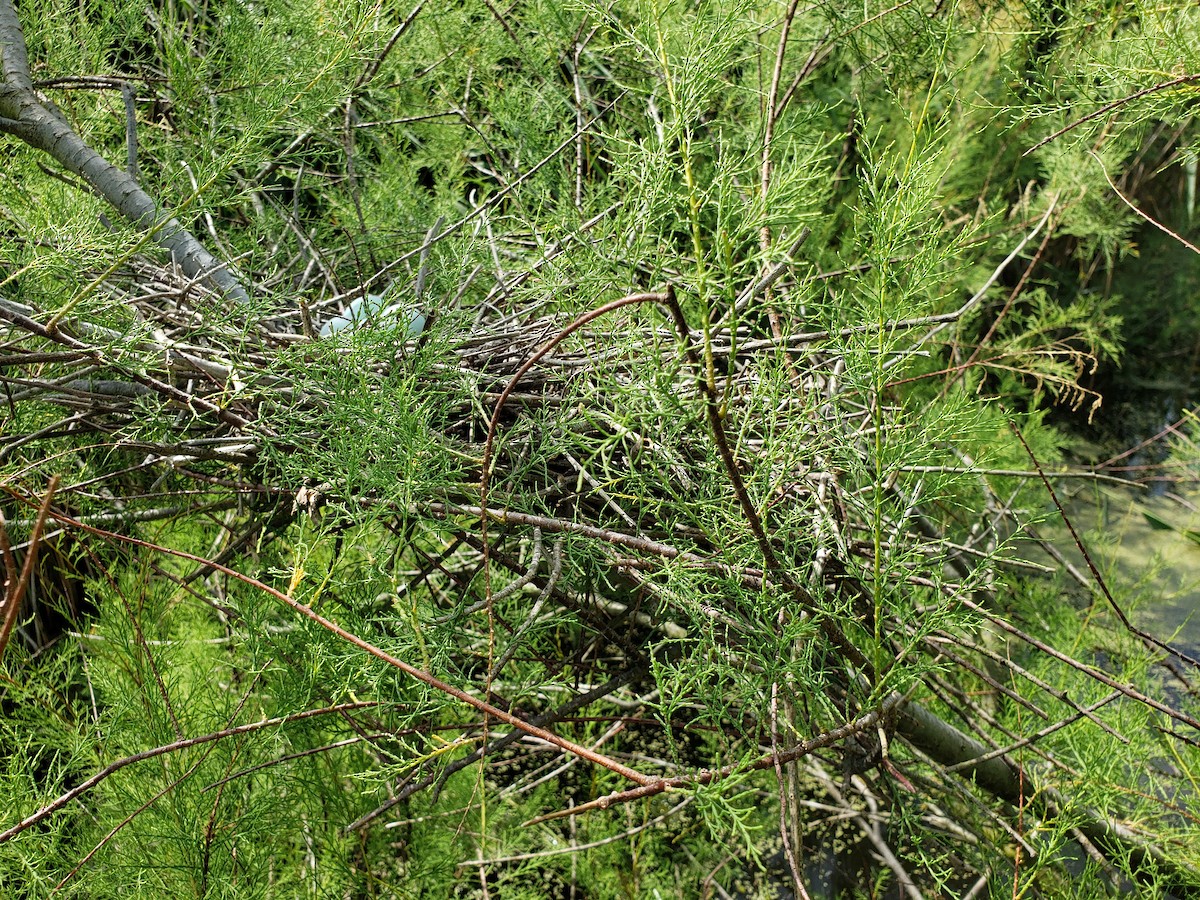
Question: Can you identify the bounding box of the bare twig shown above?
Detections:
[0,701,381,844]
[1024,74,1200,156]
[1011,419,1200,671]
[1092,150,1200,255]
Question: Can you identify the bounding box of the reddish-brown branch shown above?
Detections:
[525,702,893,825]
[13,502,655,792]
[0,476,58,662]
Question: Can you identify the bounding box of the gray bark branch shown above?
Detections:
[0,0,249,305]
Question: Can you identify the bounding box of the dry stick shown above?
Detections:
[916,203,1057,348]
[920,672,1067,778]
[0,301,255,431]
[772,28,833,130]
[498,722,627,804]
[563,450,638,528]
[1010,419,1200,671]
[53,754,209,894]
[783,47,844,139]
[442,527,544,622]
[570,34,593,212]
[479,203,619,312]
[895,465,1130,484]
[480,291,670,545]
[0,700,380,845]
[486,535,563,682]
[357,2,425,90]
[0,476,57,661]
[0,515,17,653]
[774,0,918,121]
[1024,73,1200,157]
[202,736,371,792]
[88,538,186,740]
[923,642,1050,721]
[19,506,655,789]
[727,227,812,320]
[1092,416,1192,472]
[425,503,712,566]
[476,291,671,795]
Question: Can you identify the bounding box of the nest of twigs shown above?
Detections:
[1,236,1198,897]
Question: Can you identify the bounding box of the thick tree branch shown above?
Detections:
[0,0,249,305]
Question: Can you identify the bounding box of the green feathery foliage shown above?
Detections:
[1,0,1199,897]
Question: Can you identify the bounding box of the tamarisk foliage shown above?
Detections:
[0,0,1198,896]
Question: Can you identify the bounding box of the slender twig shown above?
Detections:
[0,701,381,844]
[1011,419,1200,671]
[664,286,873,673]
[1092,150,1200,255]
[960,595,1200,733]
[487,535,563,681]
[917,202,1058,346]
[479,288,870,672]
[927,631,1128,742]
[944,194,1060,393]
[19,503,656,789]
[53,753,209,893]
[356,2,425,90]
[480,292,670,548]
[52,668,270,893]
[945,691,1121,774]
[1024,74,1200,156]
